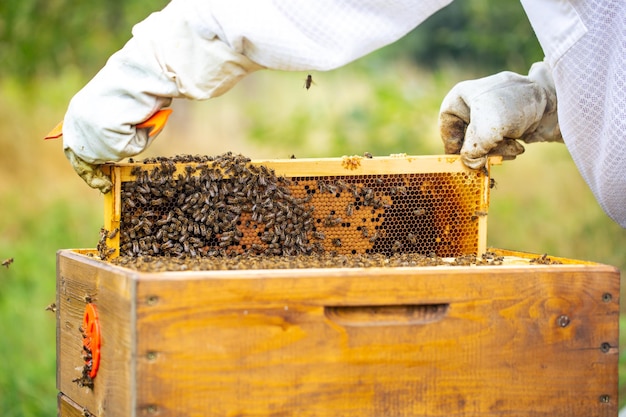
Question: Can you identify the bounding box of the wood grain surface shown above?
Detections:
[57,249,619,417]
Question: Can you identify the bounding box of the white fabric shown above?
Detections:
[522,0,626,227]
[188,0,452,71]
[63,0,452,164]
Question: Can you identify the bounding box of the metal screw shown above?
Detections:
[146,351,157,361]
[146,404,158,414]
[556,315,570,328]
[146,296,159,306]
[600,342,611,353]
[602,293,612,303]
[599,394,610,404]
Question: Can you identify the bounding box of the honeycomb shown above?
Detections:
[101,153,493,260]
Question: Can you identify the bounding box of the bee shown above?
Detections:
[45,302,57,313]
[82,294,96,304]
[471,210,488,221]
[2,258,14,268]
[407,233,417,245]
[490,178,497,189]
[324,215,342,227]
[136,194,147,205]
[413,208,426,217]
[332,238,342,247]
[312,231,326,240]
[364,152,373,159]
[303,74,315,90]
[345,203,354,217]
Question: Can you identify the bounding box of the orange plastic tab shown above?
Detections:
[136,108,173,137]
[43,108,171,141]
[44,120,64,140]
[82,303,101,379]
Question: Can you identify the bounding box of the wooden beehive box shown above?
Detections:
[57,248,619,417]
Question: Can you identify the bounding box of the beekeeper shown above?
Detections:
[61,0,626,228]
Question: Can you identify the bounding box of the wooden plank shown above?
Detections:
[57,250,136,417]
[58,393,94,417]
[131,262,619,417]
[104,155,502,182]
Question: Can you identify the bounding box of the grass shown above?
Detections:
[0,59,625,415]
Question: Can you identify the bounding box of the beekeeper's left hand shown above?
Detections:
[439,61,563,169]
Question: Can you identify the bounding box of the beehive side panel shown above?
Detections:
[132,265,619,417]
[57,250,135,417]
[58,393,88,417]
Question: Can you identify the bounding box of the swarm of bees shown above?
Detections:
[111,251,509,273]
[118,153,317,258]
[72,325,95,389]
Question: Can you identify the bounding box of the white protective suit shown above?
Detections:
[63,0,626,227]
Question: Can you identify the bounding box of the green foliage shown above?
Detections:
[0,0,168,80]
[379,0,544,74]
[0,194,101,417]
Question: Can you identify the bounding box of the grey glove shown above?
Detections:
[64,148,113,193]
[439,61,563,169]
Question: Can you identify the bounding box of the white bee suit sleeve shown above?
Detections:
[63,0,453,165]
[521,0,626,227]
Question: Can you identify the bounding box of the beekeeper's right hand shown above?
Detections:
[62,0,264,170]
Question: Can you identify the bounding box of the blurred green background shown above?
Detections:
[1,0,625,415]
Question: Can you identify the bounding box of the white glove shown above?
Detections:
[439,61,563,169]
[62,0,264,165]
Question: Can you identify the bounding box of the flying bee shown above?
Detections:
[303,74,315,90]
[2,258,14,268]
[490,178,497,189]
[364,152,373,159]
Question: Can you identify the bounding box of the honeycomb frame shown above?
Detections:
[101,154,500,260]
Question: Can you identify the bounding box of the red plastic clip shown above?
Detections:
[82,303,101,379]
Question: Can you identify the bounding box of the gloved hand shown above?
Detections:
[62,0,264,166]
[64,148,113,193]
[439,61,563,169]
